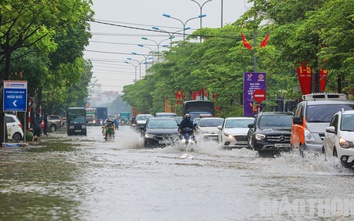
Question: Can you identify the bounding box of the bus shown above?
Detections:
[67,107,87,136]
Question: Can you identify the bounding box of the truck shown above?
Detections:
[182,100,215,121]
[95,107,108,125]
[85,107,97,125]
[119,112,131,125]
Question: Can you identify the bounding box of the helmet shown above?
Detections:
[184,113,190,119]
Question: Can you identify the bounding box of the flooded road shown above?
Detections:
[1,126,354,221]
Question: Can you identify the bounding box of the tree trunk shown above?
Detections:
[1,48,12,143]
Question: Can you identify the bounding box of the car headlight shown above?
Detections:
[339,137,354,148]
[223,132,233,139]
[145,133,154,138]
[82,125,86,129]
[69,125,74,129]
[304,129,316,143]
[255,134,266,140]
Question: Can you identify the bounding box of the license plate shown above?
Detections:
[237,141,248,144]
[158,140,169,144]
[275,143,290,148]
[75,130,81,132]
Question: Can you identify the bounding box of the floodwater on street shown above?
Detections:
[1,126,354,221]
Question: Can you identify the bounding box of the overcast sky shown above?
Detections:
[84,0,251,93]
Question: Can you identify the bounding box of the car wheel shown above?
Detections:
[12,132,22,143]
[50,124,56,132]
[144,140,151,148]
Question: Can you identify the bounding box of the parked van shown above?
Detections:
[291,93,354,156]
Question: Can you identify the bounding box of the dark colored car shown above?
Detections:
[143,117,180,148]
[247,112,293,154]
[67,107,87,136]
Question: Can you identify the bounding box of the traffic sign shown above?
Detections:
[28,97,33,107]
[253,89,266,103]
[3,80,27,112]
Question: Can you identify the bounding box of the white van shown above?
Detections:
[291,93,354,156]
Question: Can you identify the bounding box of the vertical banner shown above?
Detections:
[243,73,266,117]
[164,99,171,112]
[296,63,312,95]
[175,91,183,104]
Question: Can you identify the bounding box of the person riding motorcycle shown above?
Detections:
[178,114,196,143]
[102,118,115,140]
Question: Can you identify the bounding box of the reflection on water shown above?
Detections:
[0,126,353,221]
[0,143,85,221]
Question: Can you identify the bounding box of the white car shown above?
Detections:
[217,117,255,149]
[323,109,354,168]
[6,114,24,142]
[196,117,224,141]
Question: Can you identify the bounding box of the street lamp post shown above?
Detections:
[162,13,206,40]
[152,26,191,46]
[140,37,170,63]
[191,0,213,30]
[131,52,152,75]
[221,0,224,27]
[124,61,138,82]
[127,57,142,80]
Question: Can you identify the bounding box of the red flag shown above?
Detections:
[241,33,252,50]
[260,33,270,47]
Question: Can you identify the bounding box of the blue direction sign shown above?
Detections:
[3,81,27,112]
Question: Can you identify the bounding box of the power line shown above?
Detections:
[85,50,150,56]
[94,19,184,30]
[89,40,159,47]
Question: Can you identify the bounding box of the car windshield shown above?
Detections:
[71,116,85,123]
[147,119,178,129]
[49,115,60,120]
[156,113,176,117]
[174,117,183,124]
[136,115,151,121]
[225,119,254,128]
[199,118,224,127]
[306,104,354,122]
[259,115,293,128]
[193,118,200,125]
[341,114,354,131]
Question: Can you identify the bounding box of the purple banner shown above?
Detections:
[243,72,266,117]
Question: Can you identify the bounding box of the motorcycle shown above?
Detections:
[180,127,197,145]
[102,120,115,141]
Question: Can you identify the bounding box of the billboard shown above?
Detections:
[243,73,266,117]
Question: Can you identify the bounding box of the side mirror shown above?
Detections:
[248,123,254,128]
[293,116,303,125]
[326,126,336,134]
[217,125,222,130]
